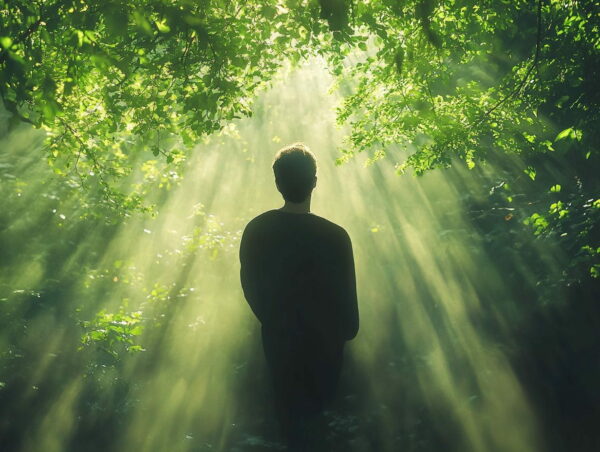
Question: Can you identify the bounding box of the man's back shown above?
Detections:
[240,209,358,344]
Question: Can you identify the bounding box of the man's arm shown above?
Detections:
[239,223,265,322]
[340,230,359,340]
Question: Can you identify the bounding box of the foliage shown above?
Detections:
[0,0,328,207]
[1,0,598,368]
[525,187,600,283]
[1,2,598,406]
[80,308,144,358]
[336,0,599,173]
[2,1,598,184]
[1,3,599,441]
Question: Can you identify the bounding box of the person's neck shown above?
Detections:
[279,197,311,214]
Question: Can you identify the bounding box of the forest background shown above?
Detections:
[0,1,598,451]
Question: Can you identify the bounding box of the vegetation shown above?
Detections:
[0,2,597,166]
[1,0,598,451]
[2,0,598,261]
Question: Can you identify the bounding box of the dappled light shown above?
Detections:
[3,57,596,452]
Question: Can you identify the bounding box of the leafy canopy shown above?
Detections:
[1,0,599,205]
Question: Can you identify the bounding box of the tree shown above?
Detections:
[2,0,598,174]
[1,0,328,208]
[1,1,599,285]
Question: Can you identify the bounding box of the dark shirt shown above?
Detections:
[240,209,359,419]
[239,209,359,344]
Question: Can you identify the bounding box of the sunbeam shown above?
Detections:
[0,58,589,452]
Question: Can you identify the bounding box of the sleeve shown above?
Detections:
[239,223,265,322]
[340,230,359,340]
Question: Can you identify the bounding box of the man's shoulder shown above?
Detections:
[303,214,351,247]
[309,214,349,238]
[244,210,278,230]
[243,210,348,239]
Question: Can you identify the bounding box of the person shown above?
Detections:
[239,142,359,448]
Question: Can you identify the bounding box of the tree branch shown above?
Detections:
[473,0,543,127]
[57,117,107,189]
[0,18,43,65]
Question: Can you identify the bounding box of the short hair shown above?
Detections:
[272,143,317,203]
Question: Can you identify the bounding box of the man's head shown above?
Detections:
[273,143,317,203]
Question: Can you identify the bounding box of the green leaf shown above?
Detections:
[90,330,105,341]
[0,36,13,49]
[524,166,536,181]
[155,19,171,33]
[555,128,573,141]
[42,100,59,122]
[261,5,277,19]
[132,10,153,35]
[128,345,145,352]
[129,326,143,336]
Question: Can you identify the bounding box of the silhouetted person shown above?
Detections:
[239,143,359,449]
